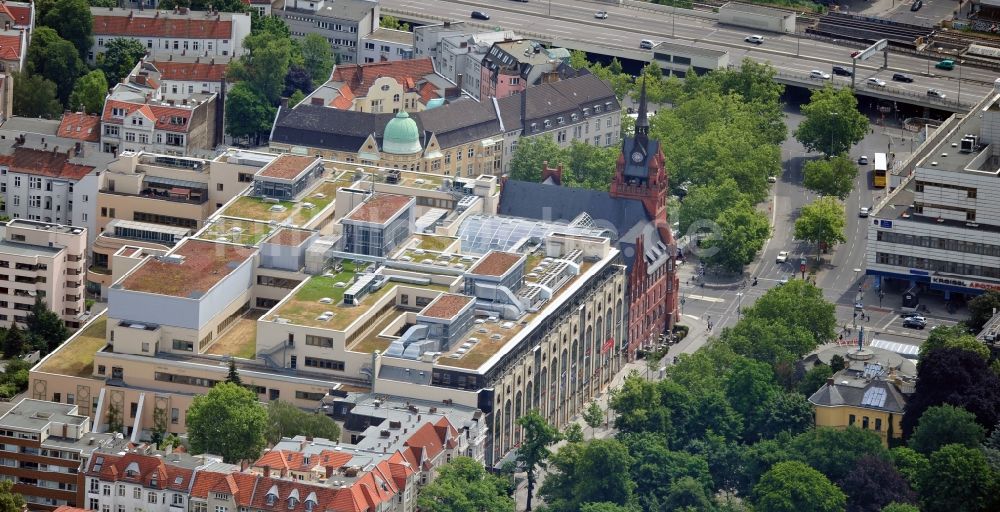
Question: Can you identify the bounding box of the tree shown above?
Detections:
[901,348,1000,438]
[266,400,340,445]
[703,201,771,272]
[803,154,859,199]
[583,402,603,437]
[229,33,293,105]
[829,354,846,373]
[41,0,94,60]
[909,404,985,454]
[151,407,169,447]
[664,476,713,511]
[2,324,24,359]
[919,444,998,512]
[752,460,846,512]
[563,422,584,443]
[26,27,84,105]
[742,279,837,347]
[186,382,268,463]
[157,0,247,12]
[563,140,619,191]
[283,65,312,98]
[795,85,869,156]
[919,325,990,360]
[97,38,146,85]
[677,178,748,236]
[0,480,25,512]
[508,135,565,183]
[881,505,920,512]
[541,439,635,511]
[300,33,334,84]
[516,410,560,511]
[379,15,410,31]
[224,83,276,145]
[579,503,636,512]
[798,363,833,396]
[416,456,513,512]
[106,403,124,434]
[888,447,928,492]
[68,69,108,114]
[838,455,917,512]
[25,298,68,354]
[967,291,1000,333]
[795,197,847,256]
[252,14,291,38]
[787,426,887,482]
[226,359,242,385]
[622,433,712,508]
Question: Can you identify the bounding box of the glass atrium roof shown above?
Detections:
[457,214,612,255]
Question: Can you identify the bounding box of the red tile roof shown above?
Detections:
[57,113,102,143]
[330,59,436,100]
[102,99,195,133]
[6,5,30,27]
[421,294,472,319]
[258,154,319,180]
[344,194,412,224]
[253,448,352,476]
[84,452,194,491]
[154,60,229,82]
[0,147,95,180]
[469,251,523,277]
[53,507,88,512]
[328,85,354,110]
[94,15,234,39]
[402,422,445,468]
[191,468,399,512]
[0,32,22,62]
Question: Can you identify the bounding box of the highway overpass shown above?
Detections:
[385,0,993,112]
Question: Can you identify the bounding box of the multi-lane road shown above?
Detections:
[386,0,996,106]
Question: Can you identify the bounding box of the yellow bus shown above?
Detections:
[873,153,887,188]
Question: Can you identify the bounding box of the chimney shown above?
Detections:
[135,74,146,85]
[310,97,323,106]
[540,162,563,185]
[826,377,835,386]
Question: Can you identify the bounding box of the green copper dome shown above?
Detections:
[382,111,422,155]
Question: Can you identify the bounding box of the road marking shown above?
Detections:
[880,316,896,330]
[685,294,725,303]
[683,314,700,321]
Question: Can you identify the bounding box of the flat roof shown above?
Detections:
[364,27,414,45]
[118,239,256,298]
[915,113,985,174]
[258,154,319,181]
[0,239,62,257]
[467,251,523,277]
[8,219,85,234]
[266,228,314,247]
[344,193,413,224]
[420,294,473,320]
[0,399,86,430]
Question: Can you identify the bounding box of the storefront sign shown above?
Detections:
[932,276,1000,292]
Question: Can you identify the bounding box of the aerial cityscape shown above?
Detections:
[0,0,994,510]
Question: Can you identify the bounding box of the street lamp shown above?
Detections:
[736,292,744,319]
[958,60,964,107]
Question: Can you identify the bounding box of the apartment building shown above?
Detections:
[867,80,1000,301]
[132,56,230,103]
[0,2,34,34]
[57,114,103,151]
[99,67,223,158]
[359,28,414,64]
[0,399,123,511]
[90,7,251,64]
[304,59,452,113]
[274,0,378,64]
[480,40,569,100]
[30,152,626,465]
[0,219,87,328]
[414,23,517,101]
[88,149,268,296]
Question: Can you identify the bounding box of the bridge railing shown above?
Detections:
[774,70,978,110]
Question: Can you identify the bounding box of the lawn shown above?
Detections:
[415,235,456,252]
[205,311,262,359]
[222,197,296,222]
[38,316,107,378]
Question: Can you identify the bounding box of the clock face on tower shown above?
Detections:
[631,151,644,164]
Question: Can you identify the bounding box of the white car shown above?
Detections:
[745,35,764,44]
[810,69,831,80]
[927,88,946,99]
[594,10,608,19]
[867,77,887,88]
[776,251,789,263]
[767,175,777,183]
[858,155,869,165]
[859,207,870,218]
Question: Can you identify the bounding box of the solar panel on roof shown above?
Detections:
[861,387,887,408]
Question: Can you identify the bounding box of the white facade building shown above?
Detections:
[359,27,413,63]
[90,7,251,63]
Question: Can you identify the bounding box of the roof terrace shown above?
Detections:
[219,178,342,226]
[118,239,256,298]
[327,162,445,191]
[35,315,107,378]
[395,248,477,271]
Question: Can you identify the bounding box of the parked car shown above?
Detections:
[776,251,789,263]
[640,39,654,49]
[767,175,777,183]
[832,65,852,77]
[936,59,955,70]
[810,69,831,80]
[859,207,870,218]
[892,73,914,83]
[854,302,865,311]
[911,0,923,11]
[927,88,946,99]
[903,316,927,329]
[858,155,869,165]
[471,10,490,20]
[594,10,608,19]
[867,77,887,88]
[745,34,764,44]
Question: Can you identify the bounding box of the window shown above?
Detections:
[304,357,345,371]
[166,133,184,147]
[862,416,870,429]
[295,390,326,401]
[874,418,882,431]
[104,485,112,496]
[215,506,228,512]
[468,148,475,158]
[141,343,149,353]
[118,484,124,496]
[171,408,179,424]
[12,176,19,187]
[365,42,375,50]
[28,177,41,189]
[11,195,17,206]
[90,499,99,510]
[848,414,856,425]
[125,132,135,142]
[148,492,157,504]
[138,134,148,144]
[133,487,141,499]
[89,480,99,493]
[305,335,333,348]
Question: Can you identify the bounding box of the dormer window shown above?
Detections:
[594,105,602,113]
[571,113,578,121]
[265,485,279,506]
[304,492,317,512]
[125,462,140,478]
[112,107,126,118]
[287,489,299,509]
[530,122,537,133]
[150,474,158,487]
[543,120,551,128]
[605,101,612,109]
[582,108,590,116]
[557,116,564,125]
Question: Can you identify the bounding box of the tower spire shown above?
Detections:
[635,78,649,137]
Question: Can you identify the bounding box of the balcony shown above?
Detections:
[65,295,80,302]
[66,269,81,276]
[64,308,79,316]
[13,276,37,284]
[14,263,38,271]
[67,255,82,263]
[66,281,81,289]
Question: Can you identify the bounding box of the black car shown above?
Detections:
[911,0,922,11]
[832,65,852,77]
[892,73,914,83]
[471,10,490,20]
